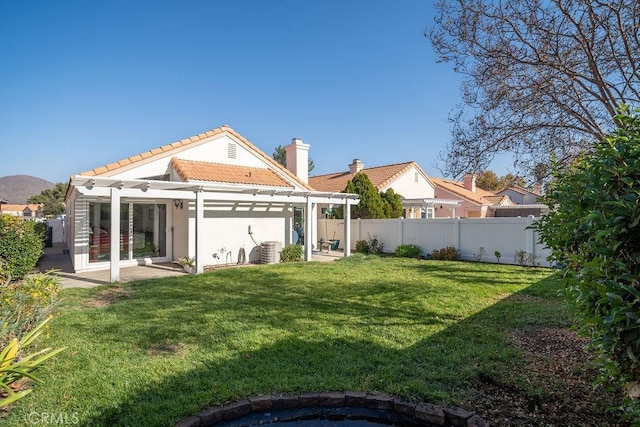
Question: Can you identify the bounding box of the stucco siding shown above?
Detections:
[380,166,435,199]
[106,134,276,181]
[188,203,294,264]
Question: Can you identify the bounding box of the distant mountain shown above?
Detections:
[0,175,55,204]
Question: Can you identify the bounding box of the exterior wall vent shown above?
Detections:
[228,142,237,159]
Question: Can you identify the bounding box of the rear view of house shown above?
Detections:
[65,126,358,281]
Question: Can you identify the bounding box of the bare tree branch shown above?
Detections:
[429,0,640,181]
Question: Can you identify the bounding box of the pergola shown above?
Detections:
[70,175,360,282]
[402,198,461,218]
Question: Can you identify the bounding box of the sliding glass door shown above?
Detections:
[131,204,167,258]
[88,202,129,262]
[88,201,166,263]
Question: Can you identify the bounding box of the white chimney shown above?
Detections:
[285,137,310,184]
[349,159,364,174]
[463,173,477,193]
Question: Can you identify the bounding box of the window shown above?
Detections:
[421,207,435,219]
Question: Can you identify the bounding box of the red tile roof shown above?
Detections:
[0,204,43,213]
[171,158,292,188]
[76,125,313,191]
[309,161,427,192]
[431,177,507,206]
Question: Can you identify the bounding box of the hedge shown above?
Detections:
[0,215,46,282]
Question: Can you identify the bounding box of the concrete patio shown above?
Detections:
[36,243,344,289]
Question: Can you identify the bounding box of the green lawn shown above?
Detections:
[3,256,578,425]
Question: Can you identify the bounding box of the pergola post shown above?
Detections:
[285,203,293,245]
[343,200,351,257]
[304,197,313,261]
[109,188,121,282]
[195,189,205,273]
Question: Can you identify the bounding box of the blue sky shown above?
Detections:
[0,1,483,184]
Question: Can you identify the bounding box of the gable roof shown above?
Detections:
[309,161,431,192]
[75,124,313,191]
[483,195,513,206]
[0,204,42,212]
[431,177,505,206]
[171,158,292,188]
[498,184,541,197]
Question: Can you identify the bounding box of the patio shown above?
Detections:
[35,243,342,288]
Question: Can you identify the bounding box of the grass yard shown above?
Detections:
[1,255,625,426]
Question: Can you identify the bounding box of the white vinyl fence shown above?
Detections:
[317,217,551,266]
[46,218,66,243]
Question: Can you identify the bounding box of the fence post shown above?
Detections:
[528,216,536,259]
[399,218,404,247]
[453,218,461,250]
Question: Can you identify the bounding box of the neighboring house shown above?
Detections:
[0,204,44,219]
[309,159,461,219]
[494,185,549,217]
[65,125,359,281]
[497,185,541,205]
[431,174,513,218]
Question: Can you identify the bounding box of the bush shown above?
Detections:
[535,106,640,419]
[0,318,66,408]
[395,244,422,258]
[280,244,303,262]
[0,215,46,282]
[355,234,383,254]
[0,272,61,348]
[431,246,460,261]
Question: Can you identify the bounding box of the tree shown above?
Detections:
[476,170,527,191]
[272,145,315,174]
[429,1,640,182]
[380,188,403,218]
[28,183,67,216]
[476,170,501,191]
[500,173,526,189]
[344,173,386,219]
[535,106,640,419]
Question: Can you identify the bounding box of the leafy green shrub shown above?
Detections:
[0,318,66,408]
[395,244,422,258]
[355,240,368,253]
[535,106,640,419]
[355,234,383,254]
[0,272,61,348]
[280,244,302,262]
[0,215,46,282]
[431,246,460,261]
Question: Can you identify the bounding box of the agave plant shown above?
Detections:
[0,318,66,407]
